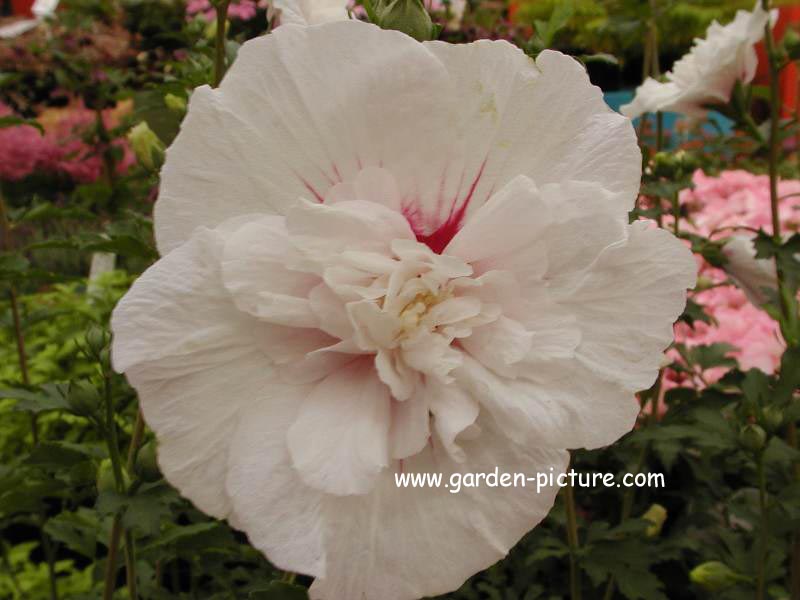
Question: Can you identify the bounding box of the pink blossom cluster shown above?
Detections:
[0,102,133,184]
[665,169,800,390]
[186,0,264,21]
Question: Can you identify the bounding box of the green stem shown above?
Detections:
[126,409,145,472]
[102,518,123,600]
[756,456,768,600]
[655,111,664,152]
[1,187,57,599]
[124,529,137,599]
[564,480,582,600]
[281,571,297,584]
[213,0,230,88]
[760,0,796,340]
[103,371,125,488]
[604,371,663,600]
[0,189,36,443]
[763,9,782,243]
[100,383,145,599]
[94,109,116,188]
[672,191,680,236]
[123,409,144,600]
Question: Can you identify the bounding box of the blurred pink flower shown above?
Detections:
[664,169,799,389]
[187,0,262,21]
[43,105,135,183]
[675,169,800,236]
[0,101,134,184]
[0,104,47,181]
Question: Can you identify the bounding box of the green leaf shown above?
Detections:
[678,297,714,327]
[96,483,178,537]
[683,233,728,268]
[44,509,100,559]
[579,52,620,66]
[775,346,800,403]
[0,253,29,278]
[686,343,738,371]
[0,384,70,413]
[26,442,101,470]
[741,368,771,407]
[249,581,309,600]
[141,522,219,552]
[17,202,95,223]
[0,115,43,134]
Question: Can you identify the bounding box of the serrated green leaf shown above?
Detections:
[0,384,70,413]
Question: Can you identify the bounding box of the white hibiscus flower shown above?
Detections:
[111,21,695,600]
[621,3,776,120]
[722,234,777,306]
[270,0,349,26]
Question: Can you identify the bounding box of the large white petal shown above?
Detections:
[457,355,640,450]
[444,175,552,276]
[111,228,273,517]
[311,417,568,599]
[272,0,348,26]
[228,397,566,599]
[287,358,391,495]
[226,384,327,577]
[156,21,455,254]
[421,43,640,235]
[221,215,321,326]
[563,221,696,392]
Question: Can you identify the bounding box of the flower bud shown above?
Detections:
[67,381,102,418]
[651,150,697,179]
[96,458,130,494]
[739,423,767,452]
[375,0,436,42]
[722,235,777,307]
[134,440,162,483]
[128,121,165,172]
[642,503,667,537]
[784,28,800,61]
[761,406,784,432]
[99,347,112,372]
[689,561,748,591]
[85,325,110,359]
[204,17,230,41]
[164,93,187,113]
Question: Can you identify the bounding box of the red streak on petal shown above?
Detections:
[301,178,324,203]
[413,160,486,254]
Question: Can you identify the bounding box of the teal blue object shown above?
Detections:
[603,89,733,146]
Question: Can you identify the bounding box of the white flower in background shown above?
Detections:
[722,234,777,306]
[32,0,60,19]
[270,0,348,26]
[0,0,60,39]
[621,3,775,120]
[111,21,695,600]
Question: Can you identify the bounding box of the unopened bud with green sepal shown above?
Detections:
[66,381,102,418]
[739,423,767,452]
[96,458,131,494]
[164,93,187,113]
[128,121,165,172]
[134,440,162,483]
[374,0,437,42]
[761,406,784,432]
[784,28,800,61]
[689,561,750,592]
[85,325,110,359]
[642,503,667,537]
